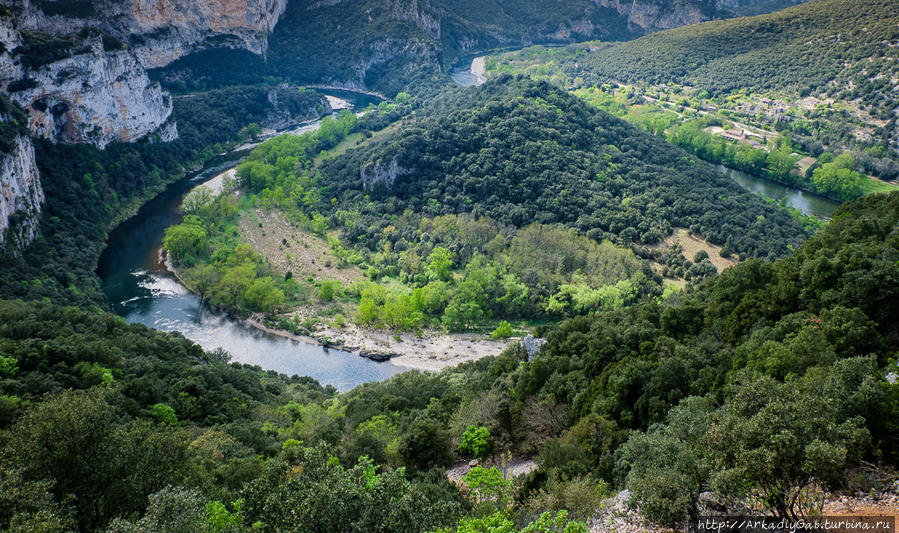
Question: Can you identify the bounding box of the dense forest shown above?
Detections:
[526,0,899,116]
[0,87,327,307]
[3,0,899,530]
[2,189,897,532]
[320,77,807,259]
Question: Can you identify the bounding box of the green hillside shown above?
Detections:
[484,0,899,184]
[541,0,898,117]
[320,76,808,259]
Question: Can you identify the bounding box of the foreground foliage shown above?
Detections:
[1,192,897,531]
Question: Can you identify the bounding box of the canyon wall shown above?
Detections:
[0,134,43,248]
[2,0,289,147]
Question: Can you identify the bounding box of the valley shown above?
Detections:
[1,0,899,532]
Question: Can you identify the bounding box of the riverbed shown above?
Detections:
[97,90,406,392]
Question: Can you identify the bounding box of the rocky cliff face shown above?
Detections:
[2,0,288,147]
[361,155,409,189]
[15,0,287,68]
[594,0,711,31]
[0,134,43,248]
[6,34,172,147]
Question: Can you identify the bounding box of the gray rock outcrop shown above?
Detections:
[2,0,288,147]
[361,154,409,189]
[7,34,172,147]
[0,134,43,248]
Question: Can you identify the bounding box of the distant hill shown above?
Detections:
[536,0,898,121]
[319,76,808,260]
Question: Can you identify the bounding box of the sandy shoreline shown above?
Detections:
[471,56,487,85]
[194,168,234,195]
[248,315,513,371]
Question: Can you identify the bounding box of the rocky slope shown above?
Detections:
[2,0,811,145]
[595,0,712,31]
[5,32,172,147]
[257,0,813,95]
[13,0,287,68]
[0,134,43,248]
[1,0,289,147]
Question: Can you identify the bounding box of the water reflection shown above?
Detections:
[721,165,840,218]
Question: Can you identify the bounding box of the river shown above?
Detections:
[450,55,486,87]
[719,166,839,218]
[97,90,405,392]
[98,81,840,392]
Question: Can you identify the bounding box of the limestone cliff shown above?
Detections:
[14,0,287,68]
[6,33,172,147]
[0,134,43,248]
[361,155,409,189]
[594,0,711,31]
[2,0,288,147]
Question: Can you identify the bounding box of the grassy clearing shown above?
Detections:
[313,121,403,168]
[859,176,899,195]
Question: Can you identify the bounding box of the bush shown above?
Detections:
[490,321,515,339]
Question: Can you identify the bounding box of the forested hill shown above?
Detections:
[320,76,808,260]
[536,0,899,120]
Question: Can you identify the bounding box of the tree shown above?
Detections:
[432,510,588,533]
[766,147,799,181]
[443,299,483,332]
[317,280,340,302]
[459,425,493,461]
[216,264,256,308]
[490,321,514,339]
[105,486,206,533]
[0,467,75,533]
[357,295,378,325]
[150,403,178,426]
[163,217,207,265]
[462,466,512,512]
[244,277,285,312]
[181,187,215,219]
[241,447,462,532]
[400,417,454,473]
[617,397,713,529]
[811,154,865,200]
[427,247,454,282]
[707,366,873,520]
[3,388,190,530]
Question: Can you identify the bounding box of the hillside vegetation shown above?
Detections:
[544,0,898,117]
[2,190,897,531]
[161,77,809,339]
[320,77,807,259]
[0,87,327,307]
[484,0,899,181]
